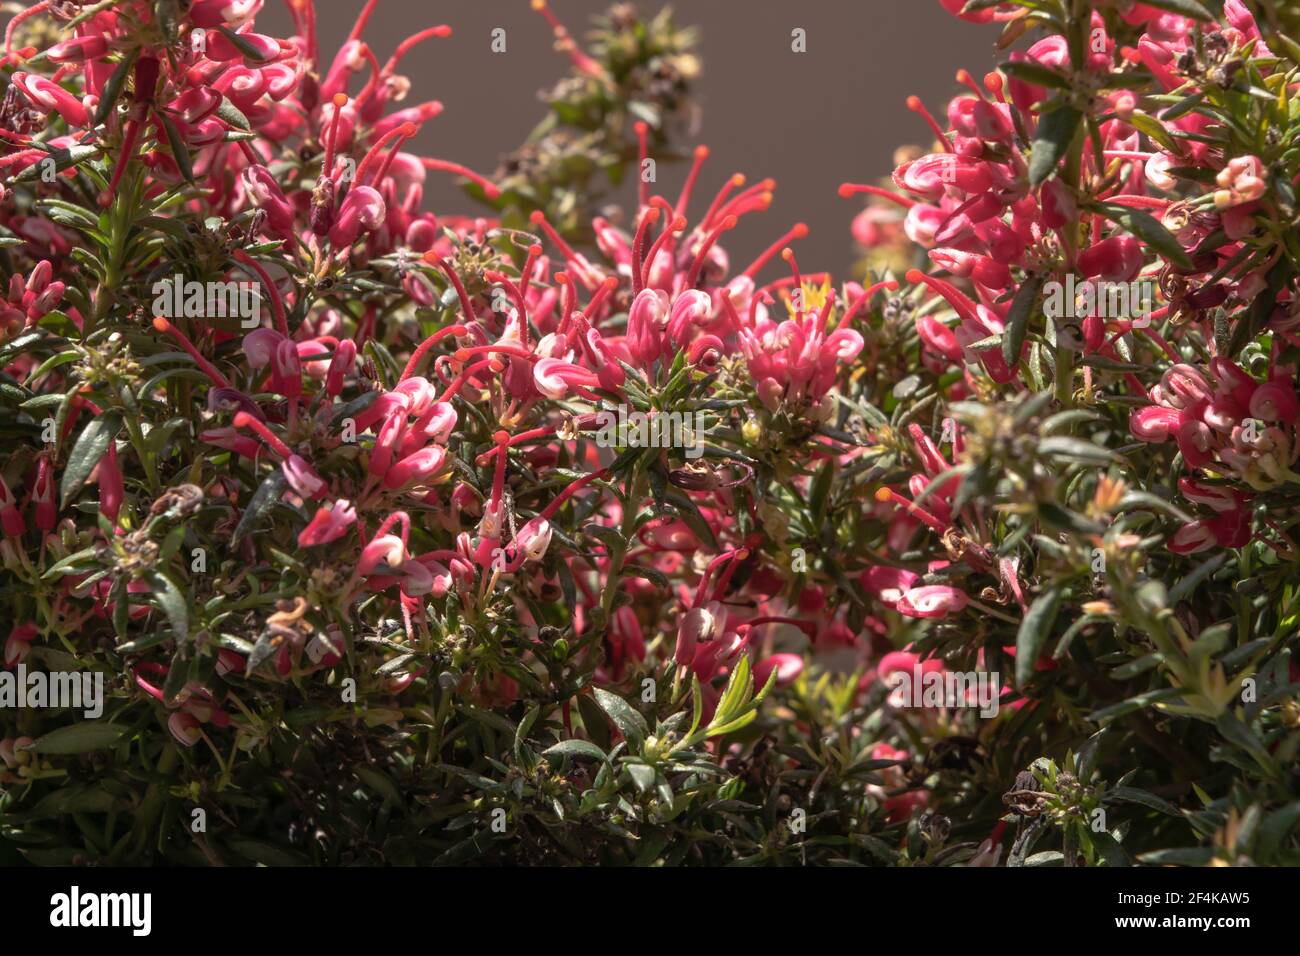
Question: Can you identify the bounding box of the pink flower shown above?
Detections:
[329,186,387,248]
[626,288,669,366]
[168,712,203,748]
[241,165,296,237]
[1215,156,1267,209]
[877,650,946,683]
[10,73,89,127]
[383,447,448,490]
[867,742,928,822]
[4,623,38,668]
[674,605,717,664]
[533,357,602,399]
[754,653,804,689]
[299,500,357,547]
[508,517,553,567]
[1078,236,1144,283]
[860,567,920,608]
[282,455,326,499]
[895,585,969,619]
[0,476,25,538]
[32,458,55,532]
[1130,406,1183,443]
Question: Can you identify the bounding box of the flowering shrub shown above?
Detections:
[0,0,1298,868]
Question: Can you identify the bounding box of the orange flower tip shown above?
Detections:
[493,430,511,445]
[884,280,900,291]
[955,69,972,84]
[644,207,661,224]
[781,248,794,261]
[731,174,746,187]
[736,547,750,560]
[151,316,171,332]
[528,210,546,225]
[483,184,502,200]
[399,122,418,137]
[760,178,776,190]
[837,183,856,198]
[633,121,648,135]
[530,0,546,9]
[672,216,687,232]
[420,249,440,264]
[905,268,925,283]
[874,487,893,503]
[453,348,471,363]
[984,71,1002,91]
[448,324,467,336]
[488,358,505,373]
[434,25,452,38]
[792,223,810,239]
[528,243,543,255]
[721,215,738,230]
[332,93,349,108]
[694,145,709,159]
[906,95,925,111]
[603,276,619,290]
[232,412,253,429]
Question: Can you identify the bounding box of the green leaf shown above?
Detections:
[576,692,612,751]
[1107,785,1182,817]
[92,51,138,128]
[542,739,609,764]
[1090,202,1193,269]
[1037,501,1105,536]
[59,412,121,508]
[1257,802,1300,863]
[1136,847,1215,866]
[712,653,755,728]
[1037,436,1116,465]
[215,97,251,132]
[231,468,287,545]
[1089,687,1184,721]
[1028,104,1080,185]
[627,762,656,793]
[144,569,190,641]
[623,563,670,590]
[215,25,275,62]
[1015,587,1062,688]
[1215,713,1272,765]
[1125,110,1181,153]
[30,722,127,755]
[13,145,101,184]
[592,687,649,747]
[157,111,194,182]
[355,768,404,808]
[1002,273,1044,369]
[998,60,1069,90]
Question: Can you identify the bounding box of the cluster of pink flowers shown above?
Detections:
[844,0,1300,559]
[1132,358,1298,551]
[0,0,883,749]
[5,0,1298,868]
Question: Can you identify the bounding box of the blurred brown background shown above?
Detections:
[274,2,1002,276]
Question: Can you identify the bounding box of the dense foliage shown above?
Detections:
[0,0,1298,867]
